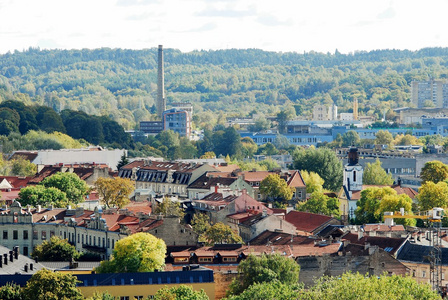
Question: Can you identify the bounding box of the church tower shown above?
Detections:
[343,147,363,192]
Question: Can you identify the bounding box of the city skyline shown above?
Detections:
[1,0,448,55]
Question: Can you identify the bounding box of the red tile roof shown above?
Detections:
[363,224,406,232]
[286,171,306,188]
[9,151,38,162]
[279,210,334,233]
[0,176,32,189]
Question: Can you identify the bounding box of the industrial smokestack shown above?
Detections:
[157,45,166,118]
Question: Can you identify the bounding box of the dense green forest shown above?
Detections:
[2,47,448,130]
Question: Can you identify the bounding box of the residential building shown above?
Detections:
[118,160,216,199]
[0,268,215,300]
[191,190,272,225]
[312,104,337,121]
[0,201,198,259]
[139,121,163,134]
[163,108,191,138]
[411,79,448,108]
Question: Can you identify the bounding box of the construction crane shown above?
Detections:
[384,207,444,292]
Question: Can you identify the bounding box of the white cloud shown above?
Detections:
[1,0,448,54]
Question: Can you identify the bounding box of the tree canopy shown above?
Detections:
[95,232,166,273]
[153,285,209,300]
[227,253,300,296]
[18,185,68,207]
[297,191,340,217]
[418,181,448,211]
[202,223,243,246]
[293,147,343,191]
[22,269,83,300]
[420,160,448,184]
[94,177,134,208]
[355,187,415,226]
[32,236,81,261]
[362,159,394,185]
[41,172,89,205]
[259,174,293,203]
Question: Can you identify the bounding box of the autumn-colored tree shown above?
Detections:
[202,223,243,246]
[355,187,415,225]
[393,134,423,146]
[200,151,216,159]
[154,285,209,300]
[41,172,89,205]
[418,181,448,211]
[32,236,81,261]
[362,159,394,185]
[95,232,166,273]
[259,174,293,203]
[374,130,394,148]
[22,269,83,300]
[420,160,448,184]
[300,170,324,193]
[94,177,134,208]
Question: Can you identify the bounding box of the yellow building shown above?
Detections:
[0,268,215,300]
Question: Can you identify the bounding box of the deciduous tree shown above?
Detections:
[191,213,211,236]
[41,172,89,205]
[300,170,324,193]
[18,185,68,207]
[297,191,340,217]
[154,197,185,218]
[202,223,243,246]
[418,181,448,211]
[0,282,23,300]
[355,187,414,225]
[95,232,166,273]
[22,269,83,300]
[32,236,81,261]
[227,253,300,296]
[374,130,394,148]
[225,281,301,300]
[94,177,134,208]
[420,160,448,184]
[153,285,209,300]
[362,159,394,185]
[259,174,293,203]
[293,147,343,191]
[302,272,439,300]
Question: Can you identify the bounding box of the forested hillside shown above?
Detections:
[2,47,448,130]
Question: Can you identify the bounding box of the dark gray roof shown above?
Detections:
[397,240,448,264]
[0,245,45,275]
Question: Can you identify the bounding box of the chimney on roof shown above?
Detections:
[36,205,41,213]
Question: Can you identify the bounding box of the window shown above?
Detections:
[422,270,426,278]
[23,247,28,256]
[134,297,144,300]
[33,231,38,240]
[23,230,28,240]
[3,231,7,239]
[13,230,18,240]
[223,257,237,262]
[199,257,212,263]
[41,231,47,240]
[50,231,55,237]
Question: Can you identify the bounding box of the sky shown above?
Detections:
[1,0,448,55]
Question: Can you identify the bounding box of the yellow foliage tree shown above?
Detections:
[95,232,166,273]
[94,177,135,208]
